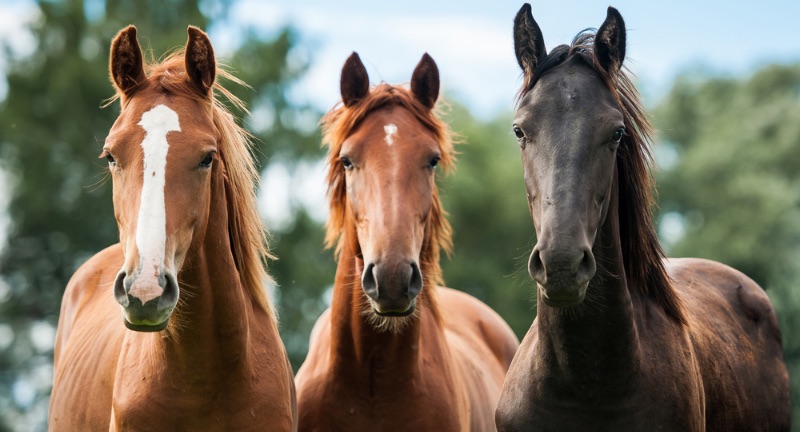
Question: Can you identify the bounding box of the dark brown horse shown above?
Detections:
[496,5,790,431]
[295,53,519,431]
[49,26,297,430]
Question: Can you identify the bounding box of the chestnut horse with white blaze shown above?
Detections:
[49,26,297,431]
[496,5,790,431]
[295,53,519,431]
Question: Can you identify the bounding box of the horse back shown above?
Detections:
[666,257,791,431]
[438,287,519,432]
[50,244,127,430]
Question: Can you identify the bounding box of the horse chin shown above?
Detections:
[375,304,416,317]
[123,318,169,332]
[362,300,418,334]
[539,284,587,308]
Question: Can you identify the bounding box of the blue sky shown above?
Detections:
[207,0,800,118]
[2,0,799,117]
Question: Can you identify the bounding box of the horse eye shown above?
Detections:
[429,156,440,168]
[102,151,116,166]
[513,126,524,139]
[340,156,354,170]
[199,151,215,168]
[611,127,626,144]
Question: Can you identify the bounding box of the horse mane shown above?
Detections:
[519,31,686,324]
[321,83,455,297]
[113,52,276,322]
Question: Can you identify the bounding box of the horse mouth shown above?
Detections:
[123,318,169,332]
[374,305,416,317]
[539,283,586,307]
[540,295,584,308]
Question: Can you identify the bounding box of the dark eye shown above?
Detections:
[340,156,353,170]
[199,151,215,168]
[429,156,440,168]
[611,127,626,144]
[101,150,116,167]
[513,126,524,139]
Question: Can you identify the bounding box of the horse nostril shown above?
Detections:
[158,273,179,309]
[362,263,378,300]
[408,262,422,298]
[576,249,596,284]
[528,248,546,285]
[114,271,129,307]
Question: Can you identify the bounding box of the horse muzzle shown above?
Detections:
[114,269,179,331]
[361,260,422,315]
[529,246,596,307]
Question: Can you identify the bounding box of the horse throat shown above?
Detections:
[329,233,438,377]
[535,175,642,387]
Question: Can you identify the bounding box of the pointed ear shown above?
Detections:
[595,7,626,72]
[514,3,546,80]
[109,25,146,96]
[185,26,216,95]
[411,53,439,109]
[340,52,369,107]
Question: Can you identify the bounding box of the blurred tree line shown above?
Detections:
[0,1,798,431]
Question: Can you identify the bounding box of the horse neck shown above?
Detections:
[329,228,447,380]
[140,164,258,371]
[535,174,642,384]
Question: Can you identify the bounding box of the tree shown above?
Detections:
[440,102,535,337]
[652,64,800,424]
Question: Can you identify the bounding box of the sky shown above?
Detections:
[2,0,799,119]
[206,0,800,118]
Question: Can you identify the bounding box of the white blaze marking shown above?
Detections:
[131,104,180,302]
[384,123,398,146]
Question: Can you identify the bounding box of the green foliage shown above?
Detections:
[222,29,333,370]
[653,64,800,426]
[439,102,536,337]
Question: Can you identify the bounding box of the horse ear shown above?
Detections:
[109,25,146,96]
[514,3,546,80]
[341,52,369,107]
[411,53,439,109]
[595,7,626,72]
[185,26,216,95]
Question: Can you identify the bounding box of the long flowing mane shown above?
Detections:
[321,83,454,292]
[519,31,685,324]
[111,53,276,321]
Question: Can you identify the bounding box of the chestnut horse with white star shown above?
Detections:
[295,53,518,431]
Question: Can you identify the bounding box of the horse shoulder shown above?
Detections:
[55,244,124,357]
[665,257,781,340]
[295,308,333,406]
[436,287,519,431]
[663,257,790,430]
[50,244,126,430]
[437,286,519,369]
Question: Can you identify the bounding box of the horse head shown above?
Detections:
[513,6,627,307]
[104,26,221,331]
[324,52,452,331]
